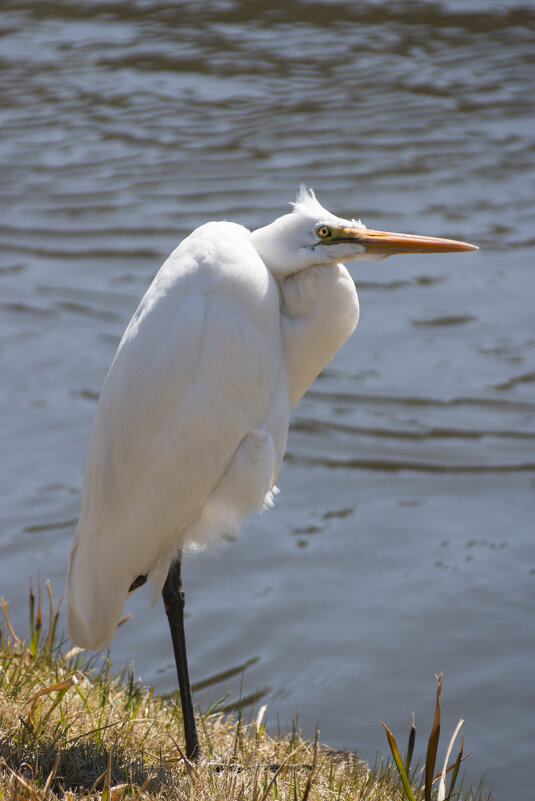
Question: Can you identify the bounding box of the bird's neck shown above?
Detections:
[279,263,359,407]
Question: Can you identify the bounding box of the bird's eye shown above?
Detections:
[317,225,332,239]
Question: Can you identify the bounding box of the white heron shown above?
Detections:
[66,186,476,760]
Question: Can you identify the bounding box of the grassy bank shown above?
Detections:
[0,582,489,800]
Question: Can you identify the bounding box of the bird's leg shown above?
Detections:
[162,555,201,762]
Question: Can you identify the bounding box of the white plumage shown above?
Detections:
[67,222,290,648]
[66,188,476,756]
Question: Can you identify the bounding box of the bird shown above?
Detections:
[66,186,477,761]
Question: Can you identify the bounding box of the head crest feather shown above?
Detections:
[290,185,331,218]
[290,185,364,229]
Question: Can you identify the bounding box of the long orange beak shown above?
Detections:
[338,225,478,254]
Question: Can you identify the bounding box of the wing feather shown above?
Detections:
[67,221,288,648]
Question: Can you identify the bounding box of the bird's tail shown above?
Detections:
[66,533,130,650]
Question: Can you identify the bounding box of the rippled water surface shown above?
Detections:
[1,2,534,798]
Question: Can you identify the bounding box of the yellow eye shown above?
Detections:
[317,225,332,239]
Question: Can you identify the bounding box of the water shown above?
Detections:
[1,1,534,797]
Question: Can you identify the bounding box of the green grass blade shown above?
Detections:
[380,721,416,801]
[446,735,464,800]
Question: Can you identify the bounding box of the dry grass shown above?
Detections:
[0,581,490,801]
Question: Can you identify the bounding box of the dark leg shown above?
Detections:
[162,555,201,762]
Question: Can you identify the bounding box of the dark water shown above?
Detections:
[1,1,534,798]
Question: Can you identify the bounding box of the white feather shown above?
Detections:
[67,221,291,648]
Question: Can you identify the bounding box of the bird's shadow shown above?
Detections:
[1,737,171,794]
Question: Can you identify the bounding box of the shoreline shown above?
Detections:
[0,583,489,800]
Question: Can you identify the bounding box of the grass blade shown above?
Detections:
[446,735,464,800]
[380,721,416,801]
[425,673,443,801]
[1,598,23,647]
[405,712,416,774]
[438,717,464,801]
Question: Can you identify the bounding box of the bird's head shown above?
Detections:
[251,186,477,278]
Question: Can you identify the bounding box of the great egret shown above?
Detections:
[66,186,476,760]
